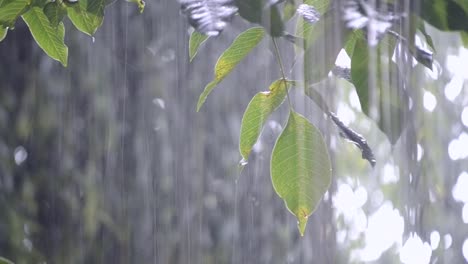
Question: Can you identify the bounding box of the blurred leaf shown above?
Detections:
[235,0,284,36]
[239,79,294,161]
[294,0,329,44]
[127,0,145,13]
[0,26,6,41]
[180,0,237,36]
[420,0,468,32]
[67,0,105,36]
[302,8,350,84]
[283,0,296,21]
[271,110,331,236]
[329,112,375,166]
[189,31,209,62]
[418,21,436,52]
[0,0,30,28]
[0,256,14,264]
[342,0,403,46]
[22,7,68,66]
[351,37,406,144]
[461,31,468,48]
[43,1,67,27]
[197,27,265,111]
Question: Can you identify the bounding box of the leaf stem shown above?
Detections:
[272,37,293,110]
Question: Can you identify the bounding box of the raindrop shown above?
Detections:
[91,36,95,43]
[14,146,27,165]
[238,158,248,167]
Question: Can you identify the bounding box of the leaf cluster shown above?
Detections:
[0,0,144,66]
[184,0,468,235]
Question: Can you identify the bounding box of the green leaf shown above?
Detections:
[461,31,468,48]
[351,37,405,144]
[0,26,7,41]
[0,0,30,27]
[127,0,145,13]
[420,0,468,32]
[189,31,209,62]
[197,27,265,111]
[22,7,68,66]
[271,110,332,236]
[0,256,14,264]
[43,1,67,27]
[239,79,294,161]
[67,0,105,36]
[235,0,284,36]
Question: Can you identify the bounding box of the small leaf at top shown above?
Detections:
[297,4,320,24]
[271,110,332,236]
[43,1,67,27]
[197,27,265,111]
[189,30,209,62]
[67,0,105,36]
[22,7,68,66]
[239,79,294,161]
[180,0,237,36]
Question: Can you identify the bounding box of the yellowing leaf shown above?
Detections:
[22,7,68,66]
[197,27,265,111]
[239,79,294,161]
[189,31,209,62]
[271,110,332,236]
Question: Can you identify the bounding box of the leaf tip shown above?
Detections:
[297,217,308,236]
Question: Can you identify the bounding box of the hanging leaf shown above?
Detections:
[0,0,30,28]
[329,112,375,166]
[22,7,68,66]
[180,0,237,36]
[271,110,332,236]
[239,79,294,161]
[351,37,406,144]
[43,1,67,27]
[197,27,265,111]
[189,30,209,62]
[235,0,284,36]
[67,0,105,36]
